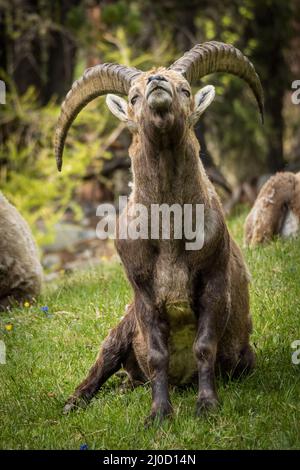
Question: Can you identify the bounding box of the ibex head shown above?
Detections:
[55,41,264,171]
[106,68,215,136]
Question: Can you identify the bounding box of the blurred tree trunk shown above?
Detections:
[0,0,80,104]
[245,0,292,172]
[0,8,6,73]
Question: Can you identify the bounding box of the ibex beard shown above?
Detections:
[55,42,263,425]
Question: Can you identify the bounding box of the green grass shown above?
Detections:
[1,209,300,449]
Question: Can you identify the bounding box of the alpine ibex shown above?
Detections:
[55,41,264,424]
[244,171,300,246]
[0,192,43,310]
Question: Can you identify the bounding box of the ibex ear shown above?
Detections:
[189,85,215,126]
[106,94,137,132]
[106,94,129,122]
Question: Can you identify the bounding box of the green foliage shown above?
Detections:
[0,84,115,246]
[0,0,297,247]
[0,13,177,249]
[96,27,176,70]
[102,0,142,36]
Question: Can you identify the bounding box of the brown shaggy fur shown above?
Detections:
[0,192,43,310]
[244,172,300,247]
[64,69,255,423]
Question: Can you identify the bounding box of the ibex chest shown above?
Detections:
[154,252,198,384]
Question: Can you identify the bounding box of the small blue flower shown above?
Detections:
[40,306,53,318]
[80,444,88,450]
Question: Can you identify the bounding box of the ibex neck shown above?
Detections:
[130,130,210,206]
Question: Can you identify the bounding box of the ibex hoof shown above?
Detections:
[63,396,87,414]
[144,404,173,428]
[63,402,76,414]
[195,396,219,417]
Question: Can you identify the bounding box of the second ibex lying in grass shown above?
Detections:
[0,192,43,311]
[244,171,300,246]
[55,41,264,424]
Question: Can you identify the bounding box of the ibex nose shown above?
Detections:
[147,74,168,84]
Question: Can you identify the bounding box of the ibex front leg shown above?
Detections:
[193,271,228,416]
[136,297,172,425]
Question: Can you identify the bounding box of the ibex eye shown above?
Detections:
[182,89,191,97]
[131,95,138,105]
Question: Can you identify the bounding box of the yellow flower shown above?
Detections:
[24,301,30,308]
[5,324,13,332]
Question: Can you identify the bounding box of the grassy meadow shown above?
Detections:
[0,208,300,449]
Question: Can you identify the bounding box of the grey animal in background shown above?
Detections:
[0,192,43,310]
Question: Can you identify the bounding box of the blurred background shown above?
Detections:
[0,0,300,276]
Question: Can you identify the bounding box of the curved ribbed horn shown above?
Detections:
[55,63,142,171]
[170,41,264,122]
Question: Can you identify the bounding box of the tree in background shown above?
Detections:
[243,0,293,172]
[0,0,82,104]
